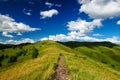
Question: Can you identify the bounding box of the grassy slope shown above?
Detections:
[0,41,60,80]
[62,42,120,79]
[0,41,120,80]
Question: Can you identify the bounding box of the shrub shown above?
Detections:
[111,64,115,68]
[0,54,4,61]
[8,56,17,63]
[0,62,2,67]
[32,47,39,59]
[101,61,107,64]
[5,55,9,58]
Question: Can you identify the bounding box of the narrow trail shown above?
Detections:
[53,55,71,80]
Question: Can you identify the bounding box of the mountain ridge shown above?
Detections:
[0,40,120,80]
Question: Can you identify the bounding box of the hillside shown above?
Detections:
[61,41,120,71]
[0,40,120,80]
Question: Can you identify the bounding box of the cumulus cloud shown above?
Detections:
[67,18,102,35]
[0,38,35,44]
[2,32,13,38]
[104,36,120,43]
[78,36,120,43]
[41,19,102,41]
[40,18,120,44]
[117,20,120,25]
[40,9,59,19]
[0,14,40,38]
[79,0,120,19]
[41,34,120,44]
[41,34,67,41]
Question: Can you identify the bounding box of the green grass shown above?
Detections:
[0,40,60,80]
[64,53,120,80]
[0,41,120,80]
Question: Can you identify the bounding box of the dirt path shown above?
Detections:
[53,55,71,80]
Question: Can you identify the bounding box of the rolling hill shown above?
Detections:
[0,40,120,80]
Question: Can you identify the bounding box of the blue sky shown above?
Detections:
[0,0,120,44]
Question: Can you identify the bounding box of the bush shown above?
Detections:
[101,61,107,64]
[111,64,115,68]
[8,56,17,63]
[0,62,2,67]
[0,54,4,61]
[32,47,39,59]
[5,55,9,58]
[16,50,27,57]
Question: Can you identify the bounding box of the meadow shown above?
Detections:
[0,40,120,80]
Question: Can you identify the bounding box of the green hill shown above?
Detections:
[0,40,120,80]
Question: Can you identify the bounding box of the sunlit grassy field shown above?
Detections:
[0,40,120,80]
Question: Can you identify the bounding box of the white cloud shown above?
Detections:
[79,0,120,19]
[40,9,59,19]
[2,32,13,38]
[41,34,120,44]
[45,2,62,8]
[78,36,120,43]
[41,18,103,42]
[105,36,120,44]
[0,38,35,44]
[40,34,74,41]
[93,33,103,36]
[40,18,120,44]
[45,2,54,8]
[117,20,120,25]
[0,14,40,38]
[23,9,32,16]
[17,32,22,36]
[67,18,102,35]
[25,12,31,16]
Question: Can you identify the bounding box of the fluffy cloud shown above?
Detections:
[0,14,40,38]
[79,36,120,43]
[117,20,120,25]
[41,19,102,41]
[41,34,67,41]
[104,36,120,43]
[79,0,120,19]
[40,18,120,44]
[0,38,35,44]
[41,34,120,44]
[2,32,13,38]
[40,9,59,19]
[67,19,102,35]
